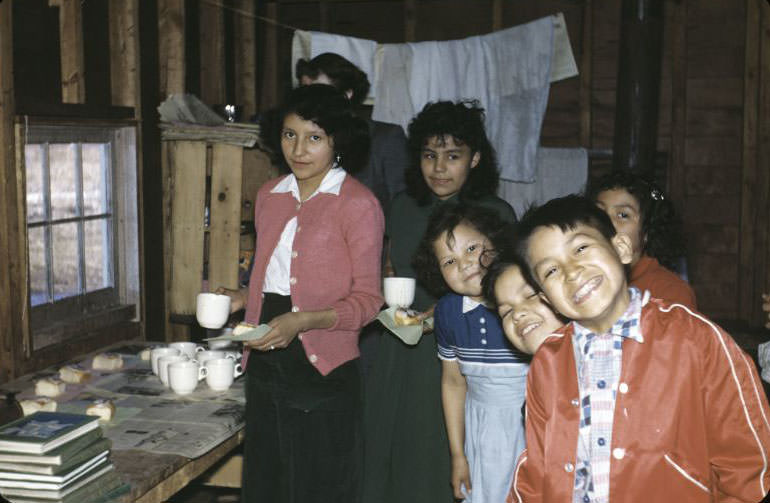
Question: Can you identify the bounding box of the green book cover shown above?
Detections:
[0,438,111,476]
[0,413,100,455]
[0,430,104,467]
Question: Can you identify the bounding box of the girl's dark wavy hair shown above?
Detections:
[405,100,500,206]
[413,203,507,298]
[586,171,686,271]
[260,84,370,174]
[295,53,371,107]
[480,225,536,307]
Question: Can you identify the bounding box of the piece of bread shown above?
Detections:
[35,377,66,397]
[233,322,257,336]
[86,399,115,422]
[394,308,421,326]
[92,352,124,371]
[19,397,57,416]
[59,364,91,384]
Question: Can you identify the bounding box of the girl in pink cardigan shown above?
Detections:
[224,85,384,503]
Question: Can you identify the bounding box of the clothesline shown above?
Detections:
[199,0,303,32]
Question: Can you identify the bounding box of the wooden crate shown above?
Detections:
[161,140,277,341]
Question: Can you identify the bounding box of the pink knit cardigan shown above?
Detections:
[243,174,385,375]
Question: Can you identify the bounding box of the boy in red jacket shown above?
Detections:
[508,195,770,503]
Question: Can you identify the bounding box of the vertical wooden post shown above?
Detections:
[158,0,186,98]
[404,0,416,42]
[579,0,593,148]
[234,0,257,120]
[200,0,225,105]
[208,144,243,291]
[761,1,770,306]
[0,1,25,379]
[491,0,503,32]
[611,0,664,174]
[166,141,207,341]
[50,0,86,103]
[740,0,768,325]
[260,2,280,109]
[109,0,140,108]
[319,0,330,32]
[667,1,687,214]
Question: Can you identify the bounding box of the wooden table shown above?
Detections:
[0,340,245,503]
[111,429,243,502]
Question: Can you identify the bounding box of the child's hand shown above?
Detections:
[763,293,770,330]
[450,454,472,500]
[419,306,435,334]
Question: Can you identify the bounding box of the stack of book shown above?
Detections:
[0,412,122,503]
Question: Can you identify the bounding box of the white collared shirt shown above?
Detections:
[262,168,346,294]
[462,296,484,314]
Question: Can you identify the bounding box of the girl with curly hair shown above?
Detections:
[587,171,696,308]
[411,204,530,503]
[364,100,515,503]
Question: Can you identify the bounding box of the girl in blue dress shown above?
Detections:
[413,203,529,503]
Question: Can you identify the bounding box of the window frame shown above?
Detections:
[21,120,141,350]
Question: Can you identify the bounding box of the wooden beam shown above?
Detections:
[165,141,207,341]
[404,0,416,42]
[739,0,761,323]
[579,0,593,147]
[208,144,243,291]
[320,0,330,32]
[260,2,279,110]
[234,0,257,120]
[158,0,186,97]
[491,0,503,32]
[108,0,140,108]
[0,0,22,382]
[762,1,770,303]
[51,0,86,103]
[200,0,225,105]
[667,0,686,217]
[13,125,30,360]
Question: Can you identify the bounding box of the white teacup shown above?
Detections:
[383,277,416,308]
[196,293,231,329]
[168,360,207,395]
[196,350,236,366]
[151,347,180,375]
[169,342,204,359]
[205,358,243,392]
[158,354,189,387]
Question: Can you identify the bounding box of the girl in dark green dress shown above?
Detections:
[363,101,515,503]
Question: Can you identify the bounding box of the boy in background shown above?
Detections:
[508,195,770,503]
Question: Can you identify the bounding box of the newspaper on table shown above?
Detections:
[8,343,246,459]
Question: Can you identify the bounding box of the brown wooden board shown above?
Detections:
[52,0,86,103]
[200,0,225,106]
[208,144,244,291]
[158,0,186,97]
[167,141,207,320]
[234,0,257,120]
[108,0,140,108]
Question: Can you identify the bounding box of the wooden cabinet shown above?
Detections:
[161,135,277,341]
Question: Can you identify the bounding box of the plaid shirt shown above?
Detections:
[571,288,644,503]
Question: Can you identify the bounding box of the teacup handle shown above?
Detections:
[198,366,208,381]
[233,363,243,378]
[226,354,237,361]
[195,346,205,353]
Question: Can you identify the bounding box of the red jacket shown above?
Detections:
[244,175,384,375]
[631,255,697,310]
[510,294,770,503]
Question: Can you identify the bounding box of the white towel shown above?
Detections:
[373,16,555,182]
[498,147,588,217]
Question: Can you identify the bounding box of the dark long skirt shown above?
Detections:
[241,293,362,503]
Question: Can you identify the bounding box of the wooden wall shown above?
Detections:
[245,0,769,326]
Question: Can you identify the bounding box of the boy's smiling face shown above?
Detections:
[526,223,633,334]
